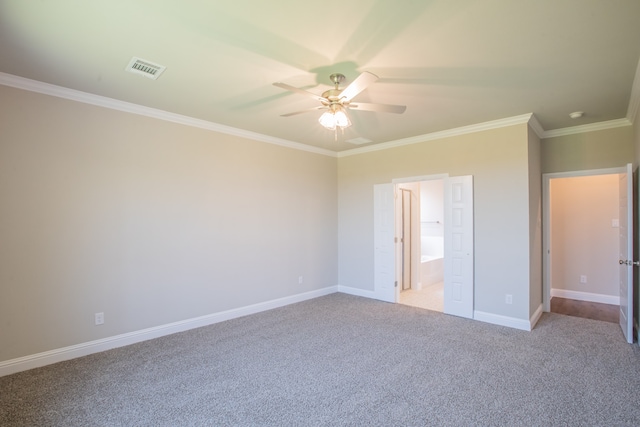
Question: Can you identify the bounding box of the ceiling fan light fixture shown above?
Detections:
[334,109,351,128]
[275,71,404,133]
[318,111,337,130]
[319,105,351,130]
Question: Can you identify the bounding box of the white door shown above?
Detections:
[619,163,633,343]
[401,189,412,290]
[444,175,474,318]
[373,183,396,302]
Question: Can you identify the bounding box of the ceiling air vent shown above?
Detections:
[125,57,166,80]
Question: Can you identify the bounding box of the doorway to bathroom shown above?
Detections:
[396,179,445,312]
[373,175,474,319]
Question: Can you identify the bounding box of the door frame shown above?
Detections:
[374,173,473,318]
[542,166,627,313]
[619,163,634,343]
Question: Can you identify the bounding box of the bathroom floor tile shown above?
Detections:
[399,282,443,312]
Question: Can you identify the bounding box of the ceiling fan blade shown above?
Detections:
[273,82,328,102]
[280,106,326,117]
[339,71,379,101]
[349,102,406,114]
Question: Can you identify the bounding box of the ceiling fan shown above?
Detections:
[273,71,406,131]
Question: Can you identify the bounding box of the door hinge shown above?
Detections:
[394,281,398,288]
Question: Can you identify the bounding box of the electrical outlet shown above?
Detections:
[580,275,587,284]
[298,276,303,285]
[95,312,104,325]
[505,294,513,304]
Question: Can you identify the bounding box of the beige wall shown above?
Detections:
[549,175,620,298]
[4,75,634,365]
[541,126,634,174]
[542,123,633,308]
[0,85,338,362]
[338,123,537,321]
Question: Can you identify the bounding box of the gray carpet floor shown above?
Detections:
[2,293,640,426]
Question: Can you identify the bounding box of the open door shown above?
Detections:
[443,175,474,318]
[373,183,396,302]
[400,188,412,291]
[619,163,634,343]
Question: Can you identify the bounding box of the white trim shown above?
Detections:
[338,113,535,157]
[0,72,337,158]
[337,285,378,299]
[530,304,544,330]
[627,58,640,124]
[473,310,533,331]
[543,166,626,180]
[542,166,627,312]
[0,286,339,377]
[3,71,634,154]
[527,114,545,139]
[542,174,551,312]
[542,118,632,139]
[337,112,632,158]
[392,174,448,184]
[3,71,636,155]
[551,289,620,306]
[341,286,538,332]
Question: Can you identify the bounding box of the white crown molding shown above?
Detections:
[527,114,545,139]
[542,118,632,139]
[627,58,640,124]
[337,111,634,157]
[3,72,633,156]
[0,72,337,158]
[338,113,535,158]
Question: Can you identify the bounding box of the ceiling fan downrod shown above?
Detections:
[329,73,346,89]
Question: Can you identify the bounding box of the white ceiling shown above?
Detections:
[1,0,640,152]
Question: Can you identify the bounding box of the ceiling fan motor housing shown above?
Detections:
[321,89,346,105]
[322,73,348,105]
[274,70,406,118]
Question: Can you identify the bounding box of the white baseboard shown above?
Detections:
[473,310,533,331]
[530,304,544,329]
[337,285,377,299]
[0,286,339,377]
[341,285,541,332]
[551,288,619,305]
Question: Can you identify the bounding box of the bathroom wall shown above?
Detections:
[419,180,444,257]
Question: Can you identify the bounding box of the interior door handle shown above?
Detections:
[619,260,640,266]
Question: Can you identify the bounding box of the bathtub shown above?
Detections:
[420,255,444,288]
